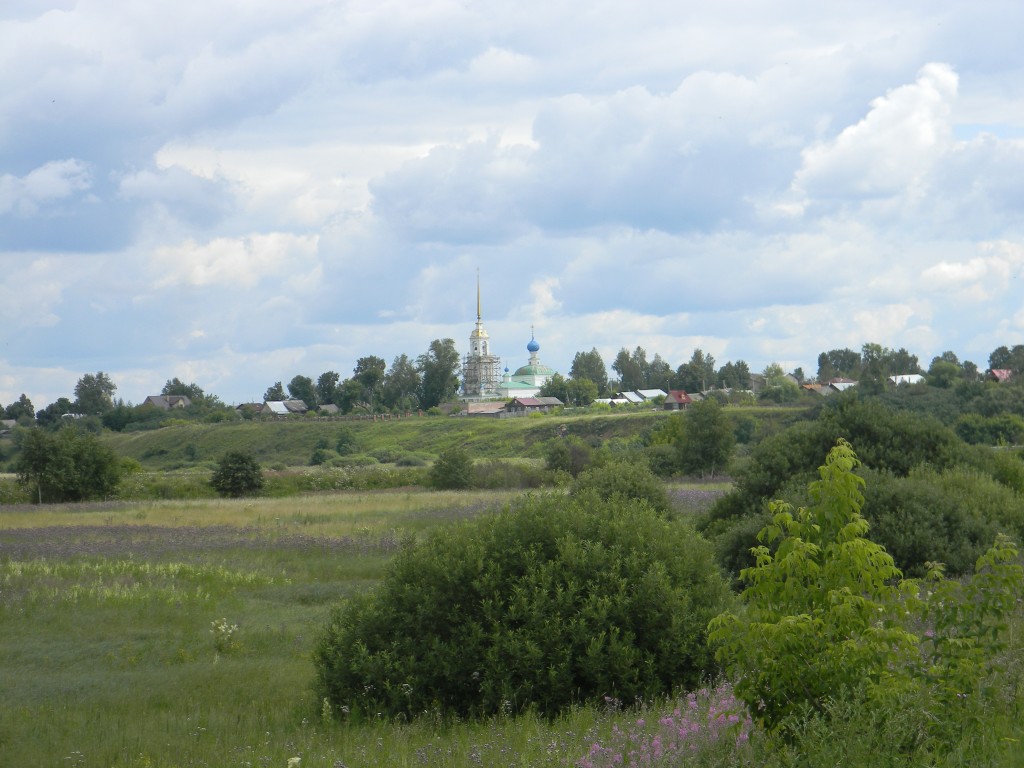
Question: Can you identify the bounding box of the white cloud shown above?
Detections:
[152,233,319,290]
[0,159,91,215]
[794,63,958,201]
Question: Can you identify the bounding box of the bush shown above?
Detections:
[335,427,358,455]
[472,459,551,489]
[210,450,264,497]
[314,492,732,719]
[710,440,1024,746]
[15,425,123,503]
[543,436,593,477]
[862,466,1024,576]
[570,462,671,515]
[429,446,474,490]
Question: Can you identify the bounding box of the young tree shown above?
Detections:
[569,348,608,395]
[15,426,123,503]
[675,349,716,393]
[210,451,264,497]
[74,372,117,415]
[677,397,734,478]
[538,372,570,403]
[429,446,474,490]
[316,371,341,405]
[353,355,387,411]
[417,338,461,409]
[263,381,286,401]
[287,375,318,407]
[565,377,598,407]
[612,346,648,391]
[4,393,34,421]
[35,397,74,428]
[162,378,205,401]
[710,441,1023,742]
[382,354,421,411]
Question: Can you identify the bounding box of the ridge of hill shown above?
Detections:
[105,407,807,471]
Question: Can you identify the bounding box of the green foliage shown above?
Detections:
[955,412,1024,444]
[334,427,358,455]
[678,398,735,478]
[862,465,1024,576]
[709,440,1024,747]
[15,426,124,503]
[210,450,264,497]
[74,371,117,415]
[544,435,593,477]
[570,461,670,515]
[314,492,732,718]
[417,338,461,410]
[429,446,474,489]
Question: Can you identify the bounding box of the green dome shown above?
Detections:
[513,363,556,378]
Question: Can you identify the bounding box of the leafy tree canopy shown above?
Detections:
[74,372,116,415]
[15,426,123,503]
[210,451,264,497]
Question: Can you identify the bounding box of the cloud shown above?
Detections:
[794,63,958,202]
[4,1,1024,409]
[152,233,319,290]
[0,159,91,216]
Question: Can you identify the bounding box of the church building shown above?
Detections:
[461,274,503,398]
[496,331,558,399]
[460,276,559,400]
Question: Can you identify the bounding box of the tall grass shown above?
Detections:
[2,488,1021,767]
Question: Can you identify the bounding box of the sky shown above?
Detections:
[2,1,1024,408]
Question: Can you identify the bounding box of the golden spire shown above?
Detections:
[476,268,481,321]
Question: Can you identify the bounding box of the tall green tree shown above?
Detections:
[35,397,74,428]
[648,353,673,391]
[353,356,387,411]
[677,397,734,478]
[816,347,861,382]
[15,426,123,503]
[210,450,264,498]
[74,372,116,415]
[4,393,34,421]
[716,359,751,389]
[263,381,286,401]
[162,378,205,401]
[569,348,608,395]
[538,373,570,403]
[316,371,341,405]
[675,349,716,393]
[417,338,461,409]
[287,375,318,407]
[612,346,649,391]
[382,354,421,411]
[565,377,598,407]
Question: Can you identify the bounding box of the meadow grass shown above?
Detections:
[3,485,1022,767]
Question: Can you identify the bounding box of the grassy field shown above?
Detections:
[1,486,740,768]
[4,481,1022,767]
[99,406,809,472]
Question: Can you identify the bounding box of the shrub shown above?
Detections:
[862,466,1024,576]
[335,427,358,455]
[472,459,551,490]
[15,425,123,503]
[709,440,1024,748]
[210,450,264,497]
[570,462,671,515]
[428,446,474,490]
[310,447,338,466]
[543,436,593,477]
[314,492,732,719]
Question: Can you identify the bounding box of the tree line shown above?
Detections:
[4,341,1024,431]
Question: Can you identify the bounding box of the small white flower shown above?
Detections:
[287,758,301,768]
